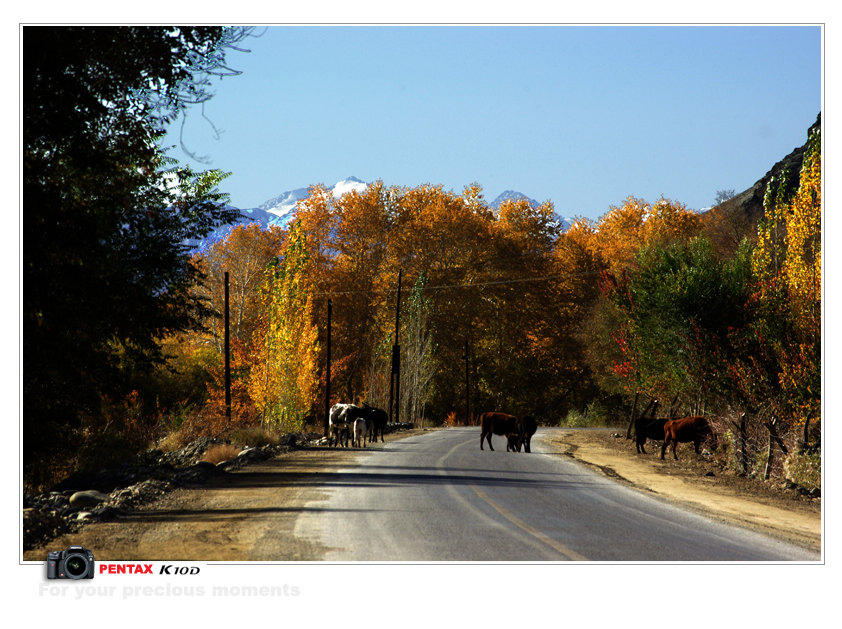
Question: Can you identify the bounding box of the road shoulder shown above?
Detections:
[538,428,821,554]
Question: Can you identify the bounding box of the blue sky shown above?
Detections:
[164,24,821,220]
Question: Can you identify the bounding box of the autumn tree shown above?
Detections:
[248,220,320,430]
[567,197,703,417]
[193,223,286,353]
[733,125,822,476]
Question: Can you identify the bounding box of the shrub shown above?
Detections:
[561,408,589,428]
[201,444,241,465]
[561,400,623,428]
[443,411,460,427]
[783,450,821,490]
[225,426,283,448]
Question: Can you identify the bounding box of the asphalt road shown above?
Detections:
[294,427,818,561]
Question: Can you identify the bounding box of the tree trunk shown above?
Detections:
[763,416,781,480]
[732,412,748,475]
[625,391,640,440]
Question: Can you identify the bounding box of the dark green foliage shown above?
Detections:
[607,237,752,406]
[23,27,247,482]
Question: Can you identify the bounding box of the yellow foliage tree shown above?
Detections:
[751,125,821,427]
[248,219,320,430]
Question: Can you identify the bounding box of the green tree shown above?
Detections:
[23,26,251,485]
[606,237,751,412]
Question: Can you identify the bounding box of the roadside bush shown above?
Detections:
[561,408,589,428]
[225,426,284,448]
[201,444,241,465]
[784,450,821,490]
[443,411,460,427]
[561,400,625,428]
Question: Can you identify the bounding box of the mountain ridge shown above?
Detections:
[224,179,569,234]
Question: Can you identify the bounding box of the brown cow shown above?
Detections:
[479,412,519,451]
[660,416,717,460]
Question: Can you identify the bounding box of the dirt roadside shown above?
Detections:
[541,428,821,554]
[22,427,821,561]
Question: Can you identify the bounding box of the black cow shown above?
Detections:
[634,416,669,454]
[362,403,388,443]
[516,415,538,453]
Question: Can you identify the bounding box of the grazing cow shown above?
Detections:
[660,416,717,460]
[479,412,519,451]
[362,404,388,443]
[353,417,368,448]
[634,416,669,454]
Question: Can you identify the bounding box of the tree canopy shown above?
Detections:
[23,26,252,481]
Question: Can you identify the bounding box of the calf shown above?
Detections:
[353,417,368,448]
[479,412,519,451]
[634,416,668,454]
[660,416,717,460]
[506,432,521,452]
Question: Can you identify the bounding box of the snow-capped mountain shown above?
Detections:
[200,179,575,250]
[244,176,368,229]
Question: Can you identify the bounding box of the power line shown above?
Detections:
[310,269,603,297]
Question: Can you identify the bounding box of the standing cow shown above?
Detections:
[479,412,519,451]
[517,415,538,453]
[634,416,669,454]
[660,416,717,460]
[352,417,368,448]
[362,403,388,443]
[329,403,366,447]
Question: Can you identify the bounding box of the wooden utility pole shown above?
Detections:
[224,271,231,421]
[463,338,470,425]
[388,270,402,425]
[324,299,332,437]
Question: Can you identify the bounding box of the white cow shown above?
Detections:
[353,417,368,448]
[328,403,356,447]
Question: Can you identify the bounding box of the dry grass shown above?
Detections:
[225,426,283,448]
[200,444,241,465]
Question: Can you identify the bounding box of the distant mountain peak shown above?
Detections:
[490,190,539,209]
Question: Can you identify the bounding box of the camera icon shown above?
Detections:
[47,546,95,579]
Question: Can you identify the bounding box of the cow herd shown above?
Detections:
[327,403,541,454]
[634,411,717,460]
[327,401,715,461]
[328,403,388,448]
[478,412,538,453]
